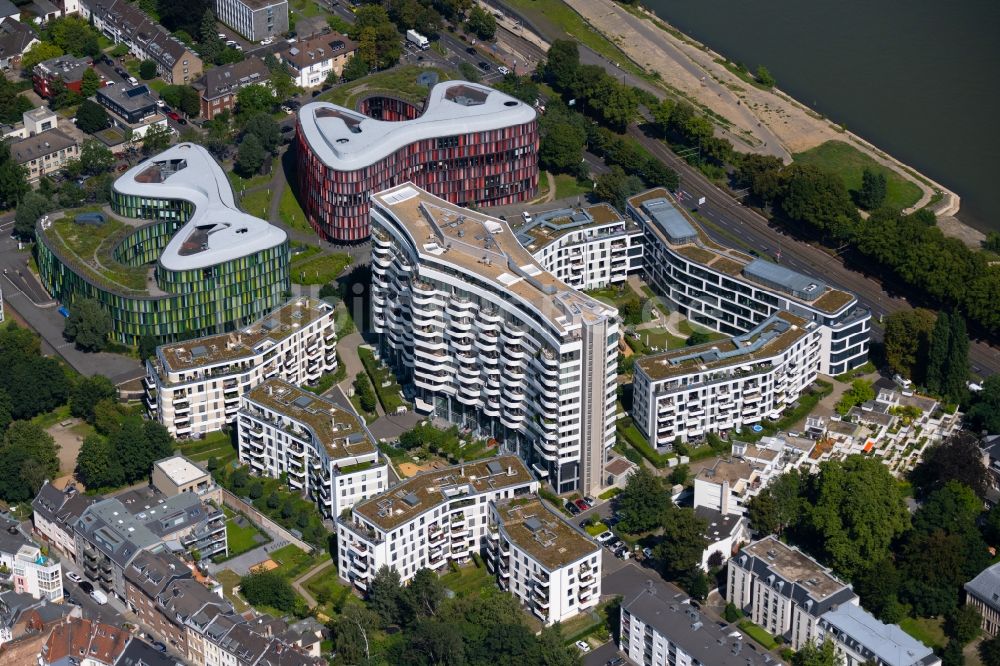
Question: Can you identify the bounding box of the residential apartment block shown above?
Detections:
[621,587,772,666]
[279,32,356,89]
[816,602,942,666]
[10,128,78,183]
[0,589,80,650]
[32,482,97,560]
[238,379,387,519]
[297,81,538,241]
[627,189,870,377]
[337,456,537,591]
[194,56,269,120]
[486,496,600,624]
[215,0,288,42]
[82,0,202,83]
[73,488,226,600]
[32,54,92,98]
[633,311,822,446]
[145,298,337,438]
[514,203,644,291]
[965,562,1000,638]
[370,184,619,493]
[0,517,63,602]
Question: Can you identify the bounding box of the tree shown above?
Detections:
[405,568,444,619]
[239,570,297,611]
[926,311,951,395]
[494,73,539,105]
[835,378,875,416]
[466,6,496,40]
[792,640,841,666]
[76,433,125,489]
[235,134,266,176]
[0,77,32,125]
[80,68,101,97]
[656,505,708,578]
[354,373,377,414]
[804,456,909,579]
[64,299,112,352]
[853,557,904,623]
[944,313,969,404]
[616,466,670,534]
[79,139,115,176]
[331,603,379,665]
[898,528,966,617]
[368,565,403,627]
[980,635,1000,666]
[0,421,60,502]
[946,605,982,646]
[755,65,775,88]
[685,331,710,346]
[457,60,480,82]
[736,153,785,204]
[142,124,172,154]
[139,59,157,80]
[236,83,276,118]
[138,334,159,362]
[75,99,111,134]
[243,113,280,154]
[910,481,989,582]
[13,192,52,241]
[0,389,11,434]
[401,619,466,666]
[342,54,369,81]
[595,166,643,211]
[538,103,587,174]
[21,42,63,73]
[883,308,937,380]
[48,16,101,57]
[747,468,804,536]
[70,375,116,423]
[544,40,580,90]
[856,167,887,210]
[668,464,689,486]
[0,146,27,213]
[911,431,989,500]
[723,602,742,623]
[968,375,1000,434]
[778,163,859,241]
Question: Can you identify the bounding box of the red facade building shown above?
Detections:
[33,55,93,99]
[296,81,539,243]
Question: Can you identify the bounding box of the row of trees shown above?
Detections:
[75,401,175,490]
[333,564,581,665]
[882,307,971,404]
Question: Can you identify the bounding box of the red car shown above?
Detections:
[166,111,186,124]
[574,498,589,512]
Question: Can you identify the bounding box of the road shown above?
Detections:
[626,125,1000,377]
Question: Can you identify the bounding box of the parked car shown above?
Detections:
[90,589,107,605]
[565,501,581,516]
[575,641,591,653]
[261,37,273,45]
[607,538,623,551]
[127,76,139,86]
[151,641,167,653]
[573,498,589,511]
[642,547,653,559]
[217,32,226,39]
[478,61,491,72]
[607,658,626,666]
[66,571,82,583]
[79,581,94,594]
[225,39,237,46]
[596,531,615,544]
[616,547,630,560]
[498,65,510,75]
[115,67,127,78]
[155,99,165,108]
[286,100,301,110]
[280,105,292,114]
[466,46,476,54]
[584,496,596,507]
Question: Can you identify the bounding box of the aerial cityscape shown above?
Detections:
[0,0,995,665]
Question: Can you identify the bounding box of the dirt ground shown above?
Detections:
[398,460,448,478]
[47,419,87,476]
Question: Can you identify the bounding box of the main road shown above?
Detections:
[628,125,1000,376]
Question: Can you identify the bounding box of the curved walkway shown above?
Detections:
[292,558,335,608]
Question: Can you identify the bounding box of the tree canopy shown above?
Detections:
[239,570,298,612]
[76,100,111,135]
[0,421,60,502]
[911,431,989,500]
[64,299,112,352]
[616,466,670,534]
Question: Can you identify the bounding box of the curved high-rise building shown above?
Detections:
[296,81,539,243]
[369,183,618,494]
[35,143,289,345]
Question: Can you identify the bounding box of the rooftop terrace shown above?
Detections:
[513,203,637,250]
[156,298,332,373]
[245,378,374,461]
[637,311,811,381]
[372,184,617,333]
[493,496,598,570]
[352,456,533,531]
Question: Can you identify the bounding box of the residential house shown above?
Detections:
[0,19,37,69]
[9,128,79,182]
[694,506,747,571]
[32,482,98,560]
[194,56,269,120]
[33,54,93,98]
[279,32,356,88]
[151,456,219,501]
[2,105,60,140]
[965,562,1000,638]
[0,0,20,22]
[214,0,288,42]
[39,617,131,666]
[815,603,941,666]
[0,590,80,648]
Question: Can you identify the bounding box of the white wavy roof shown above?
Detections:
[114,143,287,272]
[298,80,537,171]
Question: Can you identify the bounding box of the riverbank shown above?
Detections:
[527,0,974,241]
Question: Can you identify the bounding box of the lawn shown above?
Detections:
[290,252,353,285]
[279,184,312,233]
[320,65,453,109]
[215,569,251,613]
[440,562,494,598]
[229,171,272,193]
[223,507,270,557]
[31,404,73,429]
[358,347,407,413]
[737,620,778,650]
[177,430,237,465]
[350,394,378,424]
[269,543,328,580]
[239,188,272,219]
[899,616,946,649]
[793,140,923,210]
[43,211,150,292]
[553,173,593,200]
[304,566,351,615]
[584,521,608,537]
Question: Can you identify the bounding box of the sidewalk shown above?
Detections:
[291,558,335,608]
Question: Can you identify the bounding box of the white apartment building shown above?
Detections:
[370,184,619,494]
[238,379,387,519]
[486,496,600,625]
[621,587,773,666]
[727,536,860,650]
[514,203,644,291]
[145,298,337,438]
[816,603,941,666]
[632,311,822,447]
[215,0,288,42]
[627,189,870,376]
[337,456,537,591]
[0,518,63,602]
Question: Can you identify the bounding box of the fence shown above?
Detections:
[219,488,315,554]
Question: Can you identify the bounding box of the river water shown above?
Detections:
[643,0,1000,233]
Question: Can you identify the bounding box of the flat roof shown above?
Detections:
[153,456,208,486]
[244,379,376,461]
[742,536,848,601]
[371,184,617,334]
[352,456,533,532]
[114,143,286,272]
[820,604,936,666]
[628,188,855,315]
[695,459,756,487]
[514,203,638,250]
[298,80,536,171]
[494,496,598,570]
[636,311,810,381]
[156,297,332,372]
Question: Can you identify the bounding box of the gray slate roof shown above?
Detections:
[965,562,1000,608]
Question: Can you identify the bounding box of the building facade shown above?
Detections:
[32,54,92,98]
[146,297,336,438]
[10,128,78,183]
[151,456,217,498]
[35,143,290,346]
[370,184,619,494]
[0,519,63,603]
[632,312,822,447]
[194,56,269,120]
[515,203,644,291]
[237,379,386,518]
[214,0,288,42]
[278,33,356,89]
[626,189,870,377]
[31,483,97,560]
[965,562,1000,638]
[486,496,600,624]
[296,81,539,242]
[337,457,537,591]
[815,603,941,666]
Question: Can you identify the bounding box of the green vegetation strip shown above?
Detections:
[898,616,946,650]
[319,66,453,109]
[737,620,778,650]
[291,252,353,286]
[440,561,494,598]
[358,347,406,413]
[793,141,923,210]
[617,419,672,469]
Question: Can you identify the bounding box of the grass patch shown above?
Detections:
[598,487,622,500]
[834,360,877,383]
[562,598,616,645]
[350,394,378,423]
[899,616,946,649]
[229,171,272,192]
[304,566,351,614]
[31,404,73,429]
[240,188,272,218]
[440,561,494,598]
[215,569,251,613]
[290,252,353,285]
[224,510,270,557]
[584,521,608,537]
[319,65,453,109]
[358,347,407,413]
[738,620,778,650]
[793,141,922,210]
[617,418,672,469]
[278,184,312,233]
[553,173,593,200]
[269,543,326,580]
[40,210,151,293]
[146,79,167,93]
